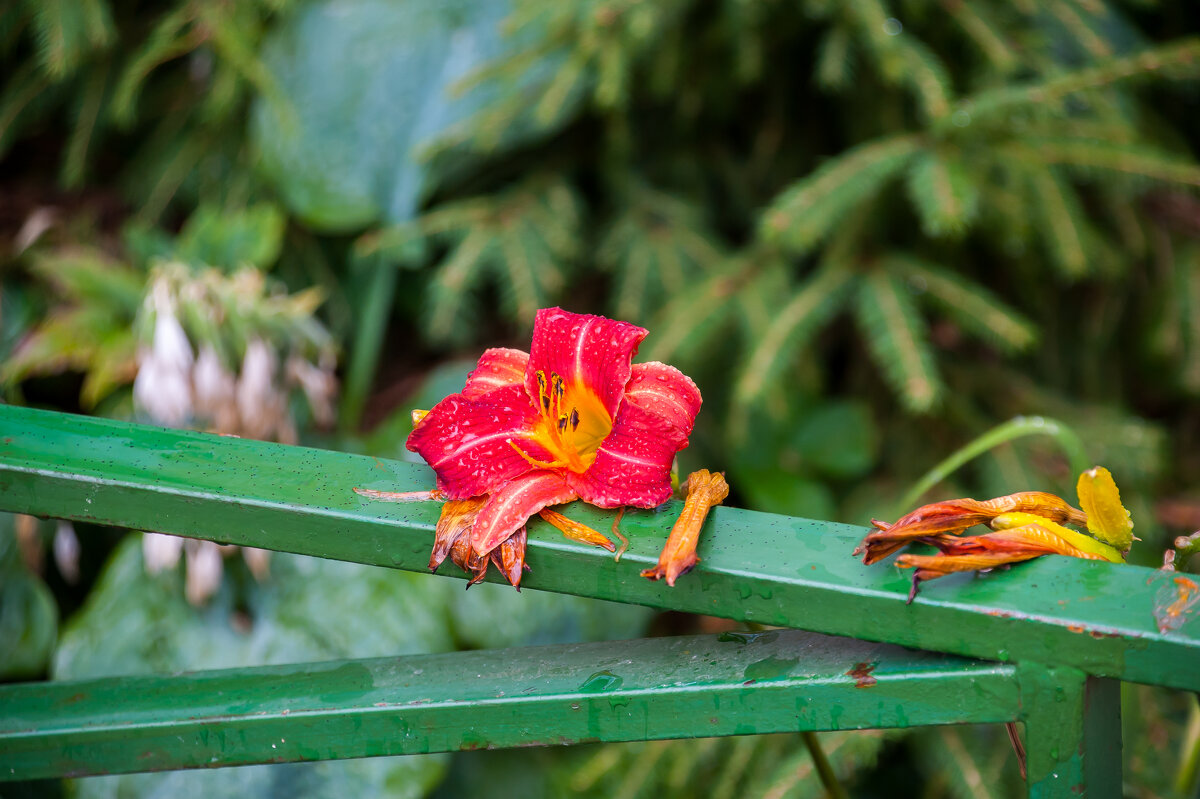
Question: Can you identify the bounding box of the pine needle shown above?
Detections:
[855,268,943,413]
[761,133,922,255]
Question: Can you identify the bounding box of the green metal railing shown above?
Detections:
[0,405,1195,796]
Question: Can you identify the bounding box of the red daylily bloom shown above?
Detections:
[407,308,702,579]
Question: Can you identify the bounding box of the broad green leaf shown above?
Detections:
[251,0,580,231]
[29,249,144,311]
[175,203,287,270]
[451,581,652,651]
[0,514,58,679]
[735,472,837,521]
[793,400,879,481]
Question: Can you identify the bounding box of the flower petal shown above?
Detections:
[1076,466,1134,551]
[470,470,577,555]
[525,308,647,421]
[568,399,688,508]
[463,348,530,399]
[406,384,554,499]
[625,362,702,434]
[989,512,1124,563]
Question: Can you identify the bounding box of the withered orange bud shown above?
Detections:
[642,470,729,587]
[897,551,1045,603]
[854,491,1086,564]
[429,496,527,589]
[490,527,528,589]
[894,519,1108,602]
[430,497,487,572]
[449,532,491,587]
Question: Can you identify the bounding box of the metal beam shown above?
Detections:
[0,630,1017,781]
[1,405,1197,690]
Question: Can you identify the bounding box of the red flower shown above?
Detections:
[407,308,702,567]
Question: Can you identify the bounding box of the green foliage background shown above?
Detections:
[2,0,1200,796]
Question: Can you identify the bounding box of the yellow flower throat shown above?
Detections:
[511,369,612,473]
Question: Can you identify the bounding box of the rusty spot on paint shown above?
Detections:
[1066,623,1086,633]
[847,662,878,688]
[1089,629,1123,639]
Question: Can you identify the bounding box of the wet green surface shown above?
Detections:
[1,406,1194,691]
[0,629,1018,781]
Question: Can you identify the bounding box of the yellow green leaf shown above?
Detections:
[1076,466,1134,551]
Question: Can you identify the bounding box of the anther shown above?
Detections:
[570,409,580,430]
[558,415,569,433]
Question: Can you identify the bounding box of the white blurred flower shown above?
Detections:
[286,355,338,427]
[237,338,288,441]
[143,532,184,573]
[53,520,80,584]
[15,514,43,574]
[133,281,194,426]
[185,539,224,606]
[193,345,239,433]
[241,547,271,581]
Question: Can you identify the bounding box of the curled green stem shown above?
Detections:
[897,415,1090,515]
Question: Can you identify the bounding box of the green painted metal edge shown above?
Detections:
[1018,664,1122,799]
[0,629,1017,781]
[1,406,1197,690]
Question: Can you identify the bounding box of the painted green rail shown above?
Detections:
[0,406,1196,691]
[0,405,1186,796]
[1,630,1023,781]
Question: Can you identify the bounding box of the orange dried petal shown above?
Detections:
[641,470,729,587]
[538,508,615,552]
[432,497,487,572]
[855,491,1085,565]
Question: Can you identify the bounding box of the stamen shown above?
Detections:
[507,439,567,469]
[557,415,569,433]
[570,408,580,431]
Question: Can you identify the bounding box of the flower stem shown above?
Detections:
[896,415,1090,516]
[800,731,849,799]
[1175,692,1200,797]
